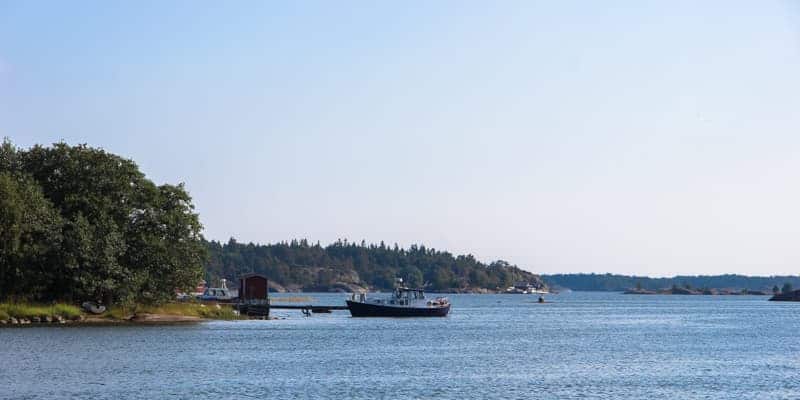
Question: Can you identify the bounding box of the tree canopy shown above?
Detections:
[0,140,206,304]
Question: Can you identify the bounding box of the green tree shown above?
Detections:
[401,265,424,288]
[470,268,490,288]
[0,141,206,305]
[122,184,206,303]
[430,266,455,290]
[783,282,793,294]
[0,172,63,300]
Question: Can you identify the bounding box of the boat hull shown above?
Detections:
[346,300,450,317]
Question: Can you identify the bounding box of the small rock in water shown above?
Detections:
[53,316,64,323]
[10,318,18,325]
[43,316,53,323]
[31,317,40,323]
[0,319,6,325]
[21,319,30,324]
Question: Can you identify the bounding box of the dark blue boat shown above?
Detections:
[346,288,450,317]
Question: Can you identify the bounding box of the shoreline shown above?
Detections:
[0,313,212,327]
[0,301,243,327]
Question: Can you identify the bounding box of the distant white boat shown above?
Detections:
[527,289,550,295]
[506,282,549,294]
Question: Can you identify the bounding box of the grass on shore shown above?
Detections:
[0,303,81,320]
[106,302,240,320]
[0,301,239,322]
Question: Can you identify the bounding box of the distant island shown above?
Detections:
[622,287,768,295]
[543,273,800,294]
[205,238,547,293]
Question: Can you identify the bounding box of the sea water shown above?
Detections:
[1,292,799,399]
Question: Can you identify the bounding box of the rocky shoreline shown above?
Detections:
[267,282,532,294]
[768,289,800,301]
[0,313,210,327]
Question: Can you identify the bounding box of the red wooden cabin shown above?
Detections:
[239,273,269,304]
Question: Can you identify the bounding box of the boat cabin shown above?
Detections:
[388,288,425,305]
[395,287,425,299]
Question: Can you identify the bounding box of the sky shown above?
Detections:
[1,1,799,276]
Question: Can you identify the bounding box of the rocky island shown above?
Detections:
[768,289,800,301]
[624,286,768,295]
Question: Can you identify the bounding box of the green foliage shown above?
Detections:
[0,140,206,305]
[205,239,545,291]
[0,171,63,299]
[783,282,793,294]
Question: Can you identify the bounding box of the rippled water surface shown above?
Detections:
[2,292,800,399]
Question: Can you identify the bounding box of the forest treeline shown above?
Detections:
[205,238,545,292]
[0,140,206,304]
[543,273,800,292]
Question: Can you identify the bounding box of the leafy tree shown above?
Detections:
[401,265,424,288]
[0,141,206,305]
[0,172,63,300]
[783,282,793,294]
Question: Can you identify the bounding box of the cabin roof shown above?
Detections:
[239,273,268,279]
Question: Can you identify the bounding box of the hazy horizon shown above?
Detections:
[3,1,799,276]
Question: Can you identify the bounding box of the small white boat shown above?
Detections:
[198,279,237,301]
[81,302,106,314]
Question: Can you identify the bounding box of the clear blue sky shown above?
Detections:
[2,1,799,276]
